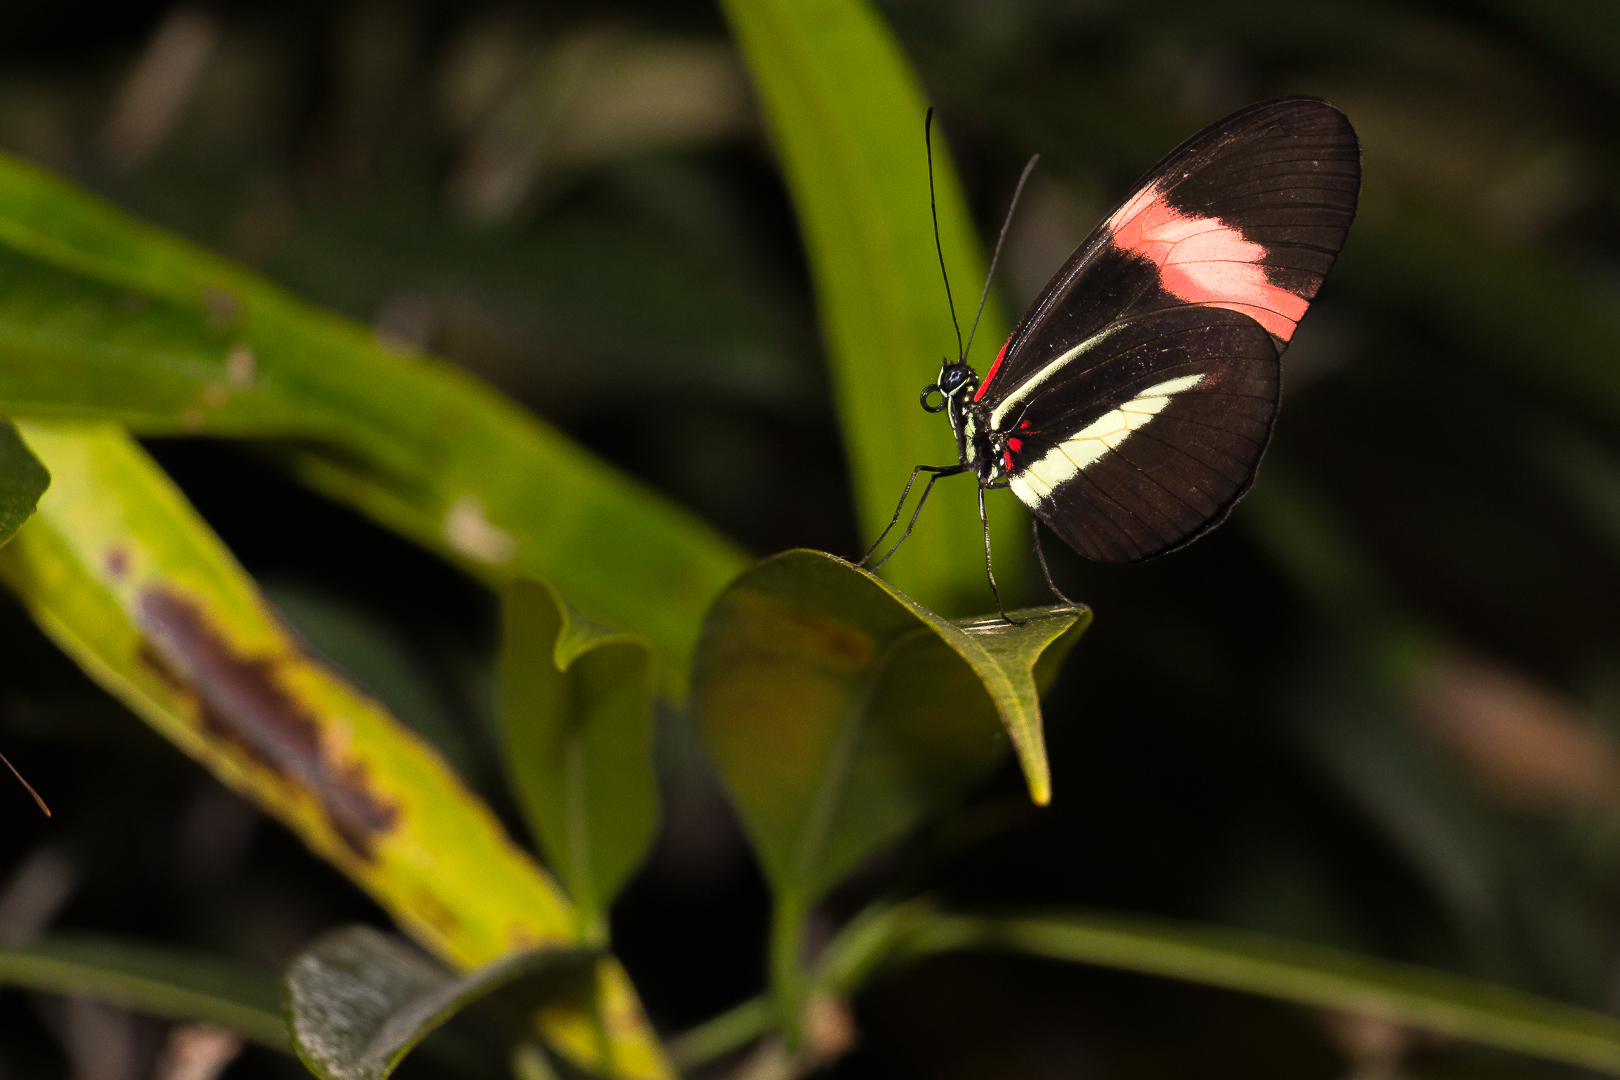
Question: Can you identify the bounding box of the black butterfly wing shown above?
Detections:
[975,96,1358,563]
[997,306,1278,562]
[974,97,1359,404]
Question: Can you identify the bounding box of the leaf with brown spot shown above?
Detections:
[0,422,672,1080]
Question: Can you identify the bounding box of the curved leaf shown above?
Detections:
[0,935,286,1050]
[499,579,659,939]
[690,549,1085,1026]
[854,906,1620,1074]
[719,0,1023,614]
[0,422,670,1079]
[0,152,746,696]
[284,925,592,1080]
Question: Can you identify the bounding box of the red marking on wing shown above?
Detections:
[1003,450,1015,473]
[1108,182,1308,341]
[974,337,1012,401]
[1007,437,1023,452]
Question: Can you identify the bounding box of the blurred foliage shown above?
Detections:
[1,0,1620,1078]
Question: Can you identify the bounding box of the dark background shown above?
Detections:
[2,1,1619,1077]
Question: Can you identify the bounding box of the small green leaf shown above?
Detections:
[693,550,1086,899]
[0,935,286,1049]
[284,925,592,1080]
[691,549,1085,1028]
[0,420,47,547]
[831,906,1620,1075]
[719,0,1024,615]
[498,579,659,939]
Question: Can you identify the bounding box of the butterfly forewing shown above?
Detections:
[974,96,1358,564]
[976,97,1359,403]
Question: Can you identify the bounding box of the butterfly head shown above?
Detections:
[920,360,978,413]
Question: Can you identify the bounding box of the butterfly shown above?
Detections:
[861,97,1361,620]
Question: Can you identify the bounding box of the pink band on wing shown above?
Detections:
[1107,182,1307,341]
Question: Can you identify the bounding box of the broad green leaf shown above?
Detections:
[0,152,746,697]
[0,420,47,547]
[499,579,659,940]
[0,422,671,1080]
[825,904,1620,1074]
[0,935,286,1050]
[690,549,1085,1025]
[719,0,1024,615]
[284,925,593,1080]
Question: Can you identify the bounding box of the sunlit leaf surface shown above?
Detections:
[720,0,1024,615]
[0,422,669,1079]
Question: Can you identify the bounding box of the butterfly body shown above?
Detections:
[891,97,1358,599]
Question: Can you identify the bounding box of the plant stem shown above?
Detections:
[770,894,807,1052]
[665,996,773,1071]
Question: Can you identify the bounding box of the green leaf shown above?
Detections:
[498,578,659,939]
[719,0,1024,615]
[831,904,1620,1075]
[0,420,48,548]
[0,151,746,697]
[0,422,673,1080]
[284,925,592,1080]
[0,935,287,1050]
[0,417,48,544]
[690,549,1085,1028]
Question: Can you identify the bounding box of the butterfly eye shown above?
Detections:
[941,367,965,390]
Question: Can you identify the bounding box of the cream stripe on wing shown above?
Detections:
[1009,373,1208,510]
[988,324,1124,429]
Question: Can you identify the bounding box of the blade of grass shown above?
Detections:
[719,0,1024,615]
[0,935,287,1050]
[793,901,1620,1074]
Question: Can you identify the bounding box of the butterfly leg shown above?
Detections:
[979,484,1025,626]
[1032,515,1076,606]
[861,463,968,570]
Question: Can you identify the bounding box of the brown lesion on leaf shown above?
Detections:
[103,545,130,580]
[135,586,399,860]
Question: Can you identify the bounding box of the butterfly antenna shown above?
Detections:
[925,108,965,362]
[1,750,49,817]
[964,152,1039,362]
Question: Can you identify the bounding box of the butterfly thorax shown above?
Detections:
[927,359,1012,486]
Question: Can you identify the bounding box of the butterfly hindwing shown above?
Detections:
[999,306,1278,562]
